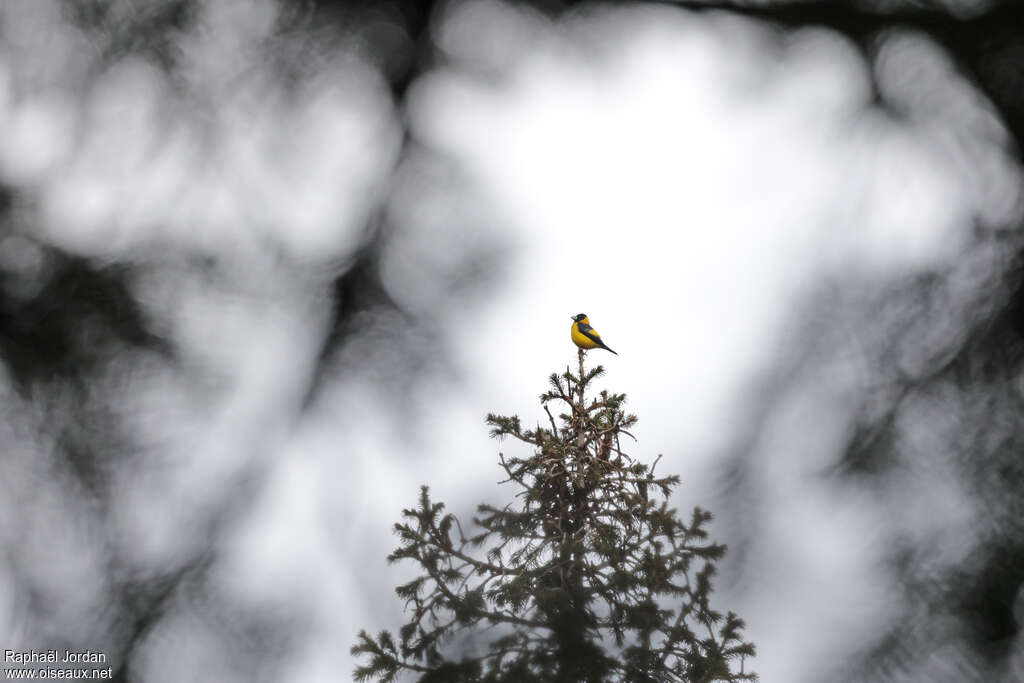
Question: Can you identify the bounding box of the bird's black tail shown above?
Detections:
[601,343,618,355]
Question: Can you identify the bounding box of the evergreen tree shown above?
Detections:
[353,350,756,682]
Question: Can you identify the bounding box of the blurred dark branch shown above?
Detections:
[108,549,215,683]
[0,249,172,395]
[290,1,442,407]
[301,224,411,409]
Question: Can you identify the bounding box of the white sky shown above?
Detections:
[1,1,1022,681]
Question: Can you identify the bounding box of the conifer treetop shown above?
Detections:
[353,349,757,682]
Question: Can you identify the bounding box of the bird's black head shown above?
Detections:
[572,313,587,322]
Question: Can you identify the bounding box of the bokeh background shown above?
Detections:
[2,0,1024,681]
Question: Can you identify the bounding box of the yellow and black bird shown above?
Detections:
[570,313,617,355]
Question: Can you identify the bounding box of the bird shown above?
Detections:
[570,313,617,355]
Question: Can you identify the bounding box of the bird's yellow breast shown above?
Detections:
[571,322,601,349]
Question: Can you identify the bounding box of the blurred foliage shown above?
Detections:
[2,0,1024,681]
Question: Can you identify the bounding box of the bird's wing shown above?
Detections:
[577,322,604,345]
